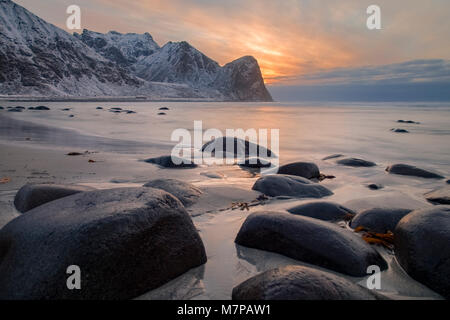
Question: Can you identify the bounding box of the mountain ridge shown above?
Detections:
[0,0,272,101]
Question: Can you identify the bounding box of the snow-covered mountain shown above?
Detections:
[0,0,272,101]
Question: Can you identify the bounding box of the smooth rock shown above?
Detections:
[144,155,197,168]
[232,265,382,300]
[350,208,412,233]
[368,183,383,190]
[425,186,450,205]
[252,175,333,199]
[96,107,103,110]
[277,162,320,179]
[386,164,444,179]
[144,179,202,206]
[34,106,50,110]
[322,154,344,160]
[8,108,22,112]
[287,201,355,221]
[0,187,207,299]
[397,120,419,124]
[201,137,274,158]
[235,211,387,276]
[159,107,169,110]
[157,112,166,115]
[395,206,450,299]
[391,128,409,133]
[336,158,376,167]
[14,183,95,213]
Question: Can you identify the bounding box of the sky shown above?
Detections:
[13,0,450,101]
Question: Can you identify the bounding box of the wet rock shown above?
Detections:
[336,158,376,167]
[8,108,22,112]
[68,115,74,118]
[110,107,122,111]
[201,137,274,158]
[252,175,333,199]
[238,157,271,168]
[159,107,169,110]
[386,164,444,179]
[395,206,450,299]
[287,201,355,221]
[0,187,207,300]
[62,108,71,111]
[96,107,103,110]
[235,211,386,276]
[350,208,412,233]
[447,180,450,184]
[14,183,95,213]
[425,186,450,205]
[144,155,197,168]
[391,128,409,133]
[144,179,202,206]
[277,162,320,179]
[232,265,383,300]
[368,183,383,190]
[33,106,50,110]
[322,154,344,160]
[157,112,166,115]
[125,110,136,114]
[0,106,4,110]
[397,120,420,124]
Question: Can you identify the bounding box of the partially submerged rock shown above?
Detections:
[425,186,450,205]
[395,206,450,299]
[235,211,387,276]
[144,155,197,168]
[33,106,50,110]
[391,128,409,133]
[144,179,202,206]
[201,137,274,158]
[397,120,420,124]
[0,187,207,299]
[368,183,383,190]
[276,162,320,179]
[232,265,382,300]
[386,164,444,179]
[287,201,355,221]
[350,208,412,233]
[336,158,376,167]
[14,183,95,213]
[238,157,271,168]
[252,175,333,199]
[322,154,344,160]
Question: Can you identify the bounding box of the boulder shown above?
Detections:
[0,187,207,300]
[33,106,50,110]
[235,211,387,276]
[368,183,383,190]
[287,201,355,221]
[14,183,95,213]
[322,154,344,160]
[425,186,450,205]
[144,155,197,168]
[276,162,320,179]
[0,106,4,110]
[159,107,169,110]
[337,158,376,167]
[391,128,409,133]
[252,175,333,199]
[201,137,274,158]
[143,179,202,206]
[350,208,412,233]
[232,265,382,300]
[386,164,444,179]
[394,206,450,299]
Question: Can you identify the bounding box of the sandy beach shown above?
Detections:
[0,101,449,300]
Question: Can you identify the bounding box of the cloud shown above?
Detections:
[271,59,450,85]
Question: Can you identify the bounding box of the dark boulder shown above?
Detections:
[159,107,169,110]
[322,154,344,160]
[287,201,355,221]
[350,208,412,233]
[252,175,333,199]
[368,184,383,190]
[391,128,409,133]
[232,265,383,300]
[201,137,274,159]
[235,211,387,276]
[0,187,207,300]
[34,106,50,110]
[425,186,450,205]
[337,158,376,167]
[386,164,444,179]
[14,183,95,213]
[144,155,197,169]
[277,162,320,179]
[395,206,450,299]
[143,179,202,206]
